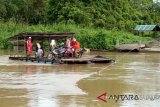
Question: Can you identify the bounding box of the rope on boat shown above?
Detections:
[94,48,138,75]
[93,39,152,75]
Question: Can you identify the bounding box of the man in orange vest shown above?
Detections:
[71,38,80,58]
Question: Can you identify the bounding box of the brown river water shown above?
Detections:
[0,50,159,107]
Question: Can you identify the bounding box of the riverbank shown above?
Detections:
[0,21,152,50]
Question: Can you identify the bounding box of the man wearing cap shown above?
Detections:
[27,37,32,57]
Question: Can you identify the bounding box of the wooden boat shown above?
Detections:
[8,32,115,64]
[115,42,145,52]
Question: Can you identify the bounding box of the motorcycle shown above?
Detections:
[47,46,83,61]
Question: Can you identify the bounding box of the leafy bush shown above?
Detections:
[0,21,152,50]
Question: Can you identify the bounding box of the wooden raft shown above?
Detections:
[61,55,115,64]
[9,56,54,63]
[9,55,115,64]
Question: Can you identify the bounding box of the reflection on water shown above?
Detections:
[0,64,93,107]
[0,51,160,107]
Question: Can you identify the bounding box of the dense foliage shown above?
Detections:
[0,21,151,49]
[0,0,159,30]
[0,0,159,49]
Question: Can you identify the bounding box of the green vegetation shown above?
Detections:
[0,21,151,50]
[0,0,159,29]
[0,0,159,49]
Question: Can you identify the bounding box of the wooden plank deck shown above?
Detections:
[9,55,115,64]
[9,56,52,63]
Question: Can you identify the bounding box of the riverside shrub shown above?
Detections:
[0,21,151,50]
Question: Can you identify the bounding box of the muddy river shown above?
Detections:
[0,50,159,107]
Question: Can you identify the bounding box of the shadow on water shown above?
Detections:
[0,50,160,107]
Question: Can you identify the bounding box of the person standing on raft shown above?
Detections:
[65,37,73,55]
[35,43,44,58]
[26,37,32,57]
[71,38,80,58]
[50,39,57,54]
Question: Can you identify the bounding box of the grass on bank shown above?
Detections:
[0,21,152,50]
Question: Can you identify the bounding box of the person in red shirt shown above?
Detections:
[65,38,72,55]
[26,37,32,57]
[71,38,76,47]
[71,38,80,58]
